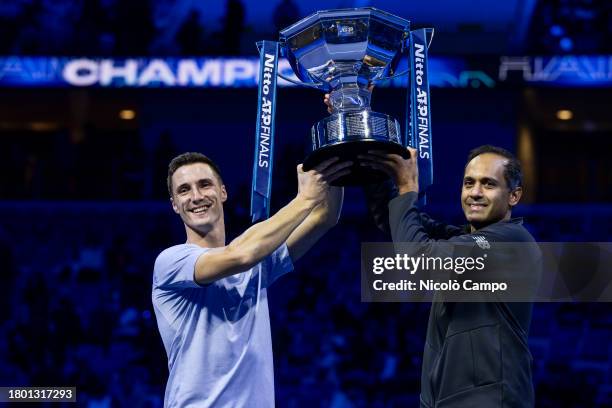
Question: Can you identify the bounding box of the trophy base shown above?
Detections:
[303,140,410,186]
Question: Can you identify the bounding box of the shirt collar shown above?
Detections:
[464,217,524,232]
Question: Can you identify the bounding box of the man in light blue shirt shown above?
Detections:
[152,152,350,407]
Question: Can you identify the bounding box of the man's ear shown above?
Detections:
[170,196,179,214]
[221,185,227,203]
[509,187,522,208]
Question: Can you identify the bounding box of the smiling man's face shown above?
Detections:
[461,153,520,230]
[170,162,227,235]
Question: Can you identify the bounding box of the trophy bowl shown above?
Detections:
[280,7,411,185]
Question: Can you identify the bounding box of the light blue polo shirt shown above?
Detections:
[152,243,293,407]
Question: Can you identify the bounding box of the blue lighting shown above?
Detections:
[560,37,573,51]
[549,25,564,37]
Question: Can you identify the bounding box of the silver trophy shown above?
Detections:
[279,8,413,185]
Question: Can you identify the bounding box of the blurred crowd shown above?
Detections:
[0,194,611,407]
[0,0,611,56]
[0,127,169,200]
[528,0,612,53]
[0,0,299,56]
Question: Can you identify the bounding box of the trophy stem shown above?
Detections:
[329,85,372,113]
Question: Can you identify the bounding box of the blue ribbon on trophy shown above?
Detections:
[250,8,435,222]
[251,40,279,222]
[408,28,434,204]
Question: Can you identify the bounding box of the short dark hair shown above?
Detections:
[466,145,522,190]
[167,152,223,196]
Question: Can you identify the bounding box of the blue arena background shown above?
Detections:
[0,0,611,407]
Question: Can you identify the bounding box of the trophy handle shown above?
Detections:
[371,28,434,84]
[277,72,330,91]
[273,40,333,92]
[371,69,410,84]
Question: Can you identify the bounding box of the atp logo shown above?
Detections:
[472,235,490,250]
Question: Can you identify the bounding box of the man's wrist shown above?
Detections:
[295,193,321,210]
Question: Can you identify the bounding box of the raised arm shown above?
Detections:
[361,147,461,239]
[195,159,351,284]
[285,185,343,262]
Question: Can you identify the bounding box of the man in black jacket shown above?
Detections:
[360,145,539,408]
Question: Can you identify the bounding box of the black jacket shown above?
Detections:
[379,189,539,408]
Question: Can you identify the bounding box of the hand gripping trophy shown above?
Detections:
[251,7,434,222]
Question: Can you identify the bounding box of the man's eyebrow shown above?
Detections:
[176,182,190,191]
[177,178,214,190]
[463,176,500,183]
[194,177,215,186]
